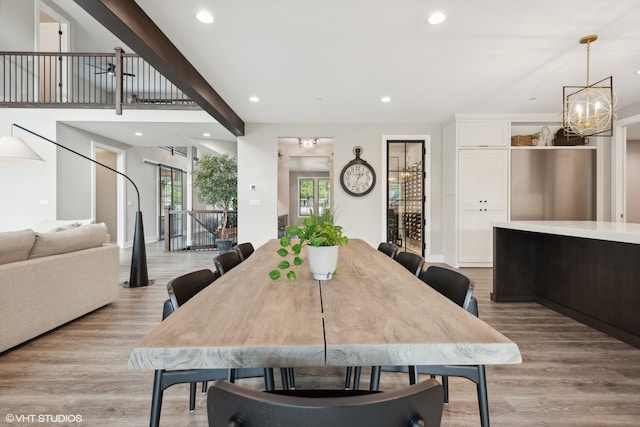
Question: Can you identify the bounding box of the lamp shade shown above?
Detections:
[0,136,44,162]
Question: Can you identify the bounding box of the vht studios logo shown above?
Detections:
[5,414,83,423]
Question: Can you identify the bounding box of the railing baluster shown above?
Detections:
[0,50,197,109]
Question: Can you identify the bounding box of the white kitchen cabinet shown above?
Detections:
[457,120,510,147]
[457,149,508,265]
[442,116,509,267]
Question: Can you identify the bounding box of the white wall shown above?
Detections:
[0,0,35,50]
[238,123,442,255]
[0,109,214,245]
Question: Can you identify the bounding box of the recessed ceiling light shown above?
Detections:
[203,133,211,137]
[427,12,446,25]
[134,132,143,136]
[381,96,391,103]
[196,10,214,24]
[249,96,260,103]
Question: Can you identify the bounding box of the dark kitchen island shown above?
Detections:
[492,221,640,348]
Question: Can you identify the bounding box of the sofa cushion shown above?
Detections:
[0,229,36,265]
[34,218,95,233]
[28,223,108,259]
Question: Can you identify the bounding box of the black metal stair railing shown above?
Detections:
[163,208,238,252]
[0,48,198,113]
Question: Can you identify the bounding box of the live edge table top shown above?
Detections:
[128,239,521,371]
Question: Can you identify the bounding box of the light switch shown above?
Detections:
[249,199,261,206]
[250,184,257,191]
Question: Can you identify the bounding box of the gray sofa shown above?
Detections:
[0,223,119,353]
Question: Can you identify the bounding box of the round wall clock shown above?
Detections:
[340,146,376,197]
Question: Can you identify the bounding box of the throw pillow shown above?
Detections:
[34,218,96,233]
[0,229,36,265]
[28,223,108,259]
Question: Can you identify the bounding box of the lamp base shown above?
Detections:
[124,210,151,288]
[121,279,155,288]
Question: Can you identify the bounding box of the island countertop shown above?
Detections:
[492,220,640,245]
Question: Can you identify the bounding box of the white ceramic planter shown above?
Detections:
[307,245,339,280]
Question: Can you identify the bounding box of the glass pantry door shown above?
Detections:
[387,141,425,255]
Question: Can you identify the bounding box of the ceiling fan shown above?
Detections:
[89,63,135,77]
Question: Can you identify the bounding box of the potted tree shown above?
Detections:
[269,210,348,280]
[193,153,237,253]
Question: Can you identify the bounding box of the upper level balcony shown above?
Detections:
[0,48,199,114]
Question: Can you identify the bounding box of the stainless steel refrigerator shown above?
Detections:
[511,149,595,221]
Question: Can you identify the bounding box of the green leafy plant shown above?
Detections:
[269,210,348,280]
[192,154,237,239]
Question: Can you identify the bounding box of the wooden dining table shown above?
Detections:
[128,239,521,375]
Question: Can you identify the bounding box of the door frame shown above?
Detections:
[382,135,431,258]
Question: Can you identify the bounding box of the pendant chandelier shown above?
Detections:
[562,35,616,137]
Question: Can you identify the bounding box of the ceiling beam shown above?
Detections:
[74,0,244,137]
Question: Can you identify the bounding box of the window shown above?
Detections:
[299,177,330,217]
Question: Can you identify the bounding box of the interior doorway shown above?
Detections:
[614,118,640,223]
[386,139,426,256]
[38,3,70,102]
[624,123,640,223]
[277,138,334,232]
[93,144,125,246]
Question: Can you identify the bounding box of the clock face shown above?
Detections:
[340,161,376,196]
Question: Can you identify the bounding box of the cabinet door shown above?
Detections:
[458,120,509,147]
[458,149,508,264]
[458,150,508,205]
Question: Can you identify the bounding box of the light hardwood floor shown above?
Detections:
[1,242,639,426]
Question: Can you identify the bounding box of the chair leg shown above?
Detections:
[228,369,236,383]
[264,368,275,391]
[408,365,419,385]
[287,368,296,389]
[353,366,361,390]
[344,366,353,389]
[280,368,290,390]
[442,376,449,404]
[370,366,381,391]
[150,370,164,427]
[476,365,490,427]
[202,381,208,394]
[189,382,196,411]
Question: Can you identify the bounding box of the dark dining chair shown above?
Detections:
[408,297,490,427]
[151,269,228,427]
[207,379,444,427]
[233,242,255,261]
[377,242,398,258]
[370,266,490,427]
[394,251,425,277]
[151,269,276,427]
[214,250,242,275]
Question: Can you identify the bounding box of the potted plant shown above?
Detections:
[269,210,348,280]
[193,153,237,253]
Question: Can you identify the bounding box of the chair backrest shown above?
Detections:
[394,251,425,277]
[233,242,255,261]
[418,265,473,311]
[167,268,220,310]
[377,242,398,258]
[214,251,242,276]
[207,379,443,427]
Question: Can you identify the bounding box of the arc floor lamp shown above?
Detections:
[0,123,151,288]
